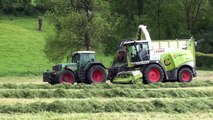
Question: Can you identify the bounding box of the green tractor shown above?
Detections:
[108,25,197,84]
[43,51,107,85]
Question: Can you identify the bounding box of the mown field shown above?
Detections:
[0,70,212,120]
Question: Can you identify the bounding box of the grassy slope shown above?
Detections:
[0,17,113,77]
[0,17,54,76]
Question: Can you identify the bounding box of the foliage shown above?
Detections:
[44,0,112,62]
[196,52,213,68]
[0,0,34,16]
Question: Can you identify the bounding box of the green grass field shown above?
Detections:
[0,70,211,119]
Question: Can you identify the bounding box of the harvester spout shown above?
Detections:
[138,25,152,50]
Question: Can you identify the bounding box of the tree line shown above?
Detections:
[0,0,212,62]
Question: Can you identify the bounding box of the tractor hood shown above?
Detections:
[52,63,78,72]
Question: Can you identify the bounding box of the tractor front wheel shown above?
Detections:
[86,65,106,84]
[59,70,75,84]
[178,68,192,82]
[143,64,164,84]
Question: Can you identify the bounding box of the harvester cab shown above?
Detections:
[109,25,197,84]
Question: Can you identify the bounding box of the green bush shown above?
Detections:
[196,52,213,68]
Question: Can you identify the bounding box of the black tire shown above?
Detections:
[59,70,75,84]
[178,68,192,82]
[86,65,107,84]
[143,64,164,84]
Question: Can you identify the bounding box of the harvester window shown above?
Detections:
[142,42,149,50]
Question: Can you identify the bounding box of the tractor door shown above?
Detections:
[79,53,95,70]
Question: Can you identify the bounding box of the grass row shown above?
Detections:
[1,80,213,90]
[0,88,212,98]
[0,98,212,113]
[0,97,210,105]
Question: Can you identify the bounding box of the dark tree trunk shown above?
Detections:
[137,0,144,16]
[85,31,90,50]
[81,0,93,50]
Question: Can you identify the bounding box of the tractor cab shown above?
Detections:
[71,51,96,70]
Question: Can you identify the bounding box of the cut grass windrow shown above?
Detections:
[0,97,212,105]
[0,80,213,90]
[0,88,212,98]
[0,98,212,113]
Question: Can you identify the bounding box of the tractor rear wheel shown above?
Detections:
[59,70,75,84]
[143,64,164,84]
[86,65,106,84]
[178,68,192,82]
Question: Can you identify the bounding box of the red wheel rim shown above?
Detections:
[148,68,160,82]
[181,71,190,82]
[92,70,104,83]
[60,73,73,84]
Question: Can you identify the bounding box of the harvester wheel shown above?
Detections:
[86,65,106,84]
[143,64,164,84]
[178,68,192,82]
[59,70,75,84]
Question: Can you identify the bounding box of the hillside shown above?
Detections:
[0,17,53,76]
[0,17,113,76]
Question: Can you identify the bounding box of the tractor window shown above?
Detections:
[80,54,90,69]
[72,54,80,63]
[88,54,95,62]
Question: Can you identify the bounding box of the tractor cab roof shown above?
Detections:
[123,40,148,45]
[72,51,95,55]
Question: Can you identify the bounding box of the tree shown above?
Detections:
[182,0,207,34]
[44,0,111,62]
